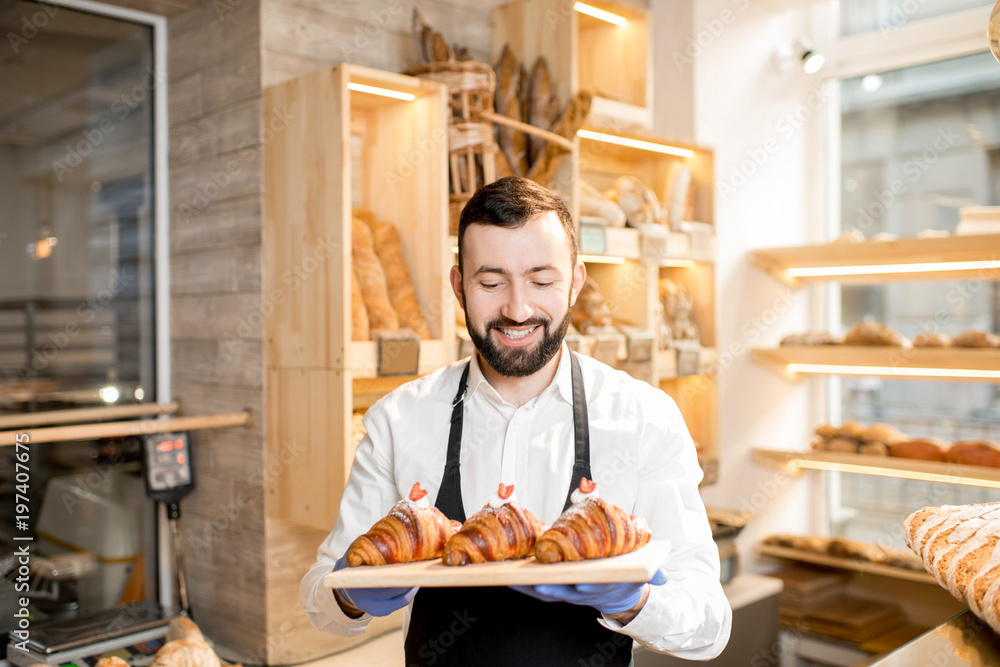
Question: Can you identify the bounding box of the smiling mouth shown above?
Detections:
[496,326,539,340]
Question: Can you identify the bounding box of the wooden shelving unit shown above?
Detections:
[263,64,455,531]
[750,233,1000,287]
[752,447,1000,489]
[751,346,1000,383]
[755,543,936,585]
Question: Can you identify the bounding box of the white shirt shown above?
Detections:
[300,346,732,659]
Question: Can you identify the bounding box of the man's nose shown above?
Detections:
[501,283,533,323]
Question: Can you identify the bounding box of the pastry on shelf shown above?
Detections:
[859,441,889,456]
[570,277,615,334]
[827,537,887,563]
[351,266,370,341]
[604,175,663,228]
[946,441,1000,468]
[889,438,949,462]
[535,478,651,563]
[951,330,1000,348]
[904,502,1000,635]
[779,331,841,346]
[814,424,839,439]
[352,218,400,332]
[912,331,950,347]
[837,421,867,440]
[861,423,908,446]
[659,278,699,344]
[658,162,693,232]
[345,483,461,566]
[761,533,827,552]
[442,483,546,565]
[831,229,865,244]
[843,320,908,347]
[367,217,433,340]
[579,180,627,227]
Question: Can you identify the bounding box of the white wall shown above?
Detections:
[680,0,835,571]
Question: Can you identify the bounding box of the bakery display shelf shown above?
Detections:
[751,346,1000,383]
[655,346,717,380]
[749,234,1000,287]
[752,447,1000,490]
[755,543,936,585]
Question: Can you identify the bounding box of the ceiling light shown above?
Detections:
[787,363,1000,380]
[100,386,120,403]
[861,74,883,92]
[802,50,825,75]
[574,2,626,26]
[347,82,416,101]
[660,260,697,268]
[786,259,1000,278]
[577,130,695,158]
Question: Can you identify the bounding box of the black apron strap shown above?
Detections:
[564,351,593,511]
[434,360,470,523]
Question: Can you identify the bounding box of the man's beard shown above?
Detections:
[464,296,573,378]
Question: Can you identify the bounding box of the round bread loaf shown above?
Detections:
[889,438,949,461]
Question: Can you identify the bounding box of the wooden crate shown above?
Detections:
[263,64,455,530]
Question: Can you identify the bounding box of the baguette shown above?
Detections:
[352,218,399,331]
[367,218,432,339]
[351,266,370,341]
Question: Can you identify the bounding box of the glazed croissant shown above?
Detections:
[442,483,546,566]
[535,478,651,563]
[346,483,460,566]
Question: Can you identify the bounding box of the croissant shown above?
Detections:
[442,483,546,566]
[346,483,460,566]
[535,478,651,563]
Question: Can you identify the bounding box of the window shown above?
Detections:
[839,0,993,37]
[829,44,1000,547]
[0,0,161,629]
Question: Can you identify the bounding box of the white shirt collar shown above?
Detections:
[465,343,574,407]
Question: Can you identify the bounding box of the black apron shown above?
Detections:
[404,352,633,666]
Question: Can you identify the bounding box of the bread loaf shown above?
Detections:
[913,331,950,347]
[367,218,432,339]
[947,441,1000,468]
[889,438,949,461]
[579,181,627,227]
[843,320,907,346]
[570,278,614,333]
[494,44,527,177]
[861,423,908,446]
[859,441,889,456]
[780,331,841,346]
[658,162,692,231]
[951,330,1000,348]
[827,537,886,563]
[904,502,1000,635]
[528,56,553,166]
[837,421,866,440]
[605,175,661,227]
[824,437,860,453]
[351,266,370,341]
[352,218,399,331]
[815,424,839,439]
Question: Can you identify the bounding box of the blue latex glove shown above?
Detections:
[511,569,667,615]
[333,555,418,617]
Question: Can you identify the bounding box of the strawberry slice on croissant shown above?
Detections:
[442,483,546,566]
[346,483,461,566]
[535,478,651,563]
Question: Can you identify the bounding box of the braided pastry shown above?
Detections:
[346,483,460,566]
[442,483,546,566]
[535,478,651,563]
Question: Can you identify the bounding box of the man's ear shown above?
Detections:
[569,261,587,307]
[450,264,464,310]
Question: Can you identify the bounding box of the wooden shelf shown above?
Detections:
[752,447,1000,489]
[750,234,1000,287]
[755,543,936,585]
[751,345,1000,383]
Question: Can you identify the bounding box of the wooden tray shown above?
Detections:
[322,540,671,588]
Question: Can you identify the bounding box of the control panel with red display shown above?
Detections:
[142,431,194,503]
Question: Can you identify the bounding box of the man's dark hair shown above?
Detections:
[457,177,577,275]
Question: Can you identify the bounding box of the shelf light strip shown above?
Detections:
[790,459,1000,489]
[579,254,626,265]
[577,130,695,158]
[347,82,416,101]
[787,260,1000,278]
[573,2,626,25]
[787,363,1000,380]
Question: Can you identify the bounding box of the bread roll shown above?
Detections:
[843,320,906,346]
[946,441,1000,468]
[827,538,886,563]
[951,330,1000,348]
[889,439,948,461]
[352,218,399,331]
[837,421,866,440]
[815,424,839,439]
[825,437,860,453]
[367,218,432,339]
[579,181,627,227]
[351,266,370,341]
[913,331,950,347]
[859,441,889,456]
[861,423,907,446]
[605,176,661,227]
